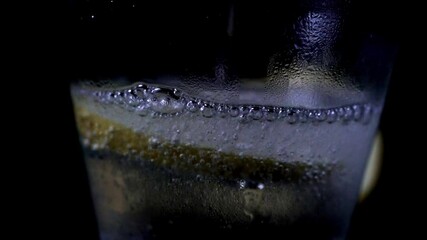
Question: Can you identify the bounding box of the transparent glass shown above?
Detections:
[68,0,397,239]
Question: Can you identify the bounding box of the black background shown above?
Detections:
[22,0,424,239]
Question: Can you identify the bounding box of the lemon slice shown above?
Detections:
[74,105,335,183]
[359,133,383,201]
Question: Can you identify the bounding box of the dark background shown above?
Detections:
[27,0,423,239]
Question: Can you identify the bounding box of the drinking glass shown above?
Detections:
[68,0,397,239]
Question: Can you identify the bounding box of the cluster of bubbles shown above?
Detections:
[92,83,373,124]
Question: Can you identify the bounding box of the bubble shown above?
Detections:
[82,138,90,146]
[326,109,337,123]
[111,90,125,105]
[135,83,148,91]
[88,81,374,125]
[131,90,145,103]
[123,89,137,105]
[352,104,362,121]
[238,115,251,124]
[216,104,228,118]
[91,143,99,150]
[265,107,278,121]
[173,88,182,99]
[201,103,215,118]
[136,105,149,117]
[298,109,308,123]
[343,106,354,121]
[232,134,238,140]
[150,96,169,110]
[148,137,160,149]
[229,106,239,117]
[336,107,346,120]
[239,106,249,117]
[249,106,263,120]
[307,110,316,121]
[186,100,198,112]
[239,180,247,189]
[196,174,203,181]
[152,95,184,114]
[286,108,298,124]
[315,110,327,122]
[362,104,373,124]
[277,107,287,119]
